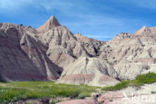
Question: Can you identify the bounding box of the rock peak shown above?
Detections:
[140,26,148,31]
[134,26,150,36]
[48,16,60,25]
[37,16,61,33]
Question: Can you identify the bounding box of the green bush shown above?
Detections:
[136,72,156,84]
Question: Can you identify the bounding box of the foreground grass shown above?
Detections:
[0,81,96,103]
[103,72,156,91]
[1,72,156,103]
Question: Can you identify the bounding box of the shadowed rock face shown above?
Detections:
[0,23,62,81]
[0,16,155,86]
[75,33,105,57]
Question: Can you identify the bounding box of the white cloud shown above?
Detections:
[113,0,156,10]
[0,0,123,26]
[80,15,123,26]
[132,0,156,9]
[64,14,124,30]
[0,0,33,10]
[38,0,74,11]
[0,0,150,41]
[0,0,75,12]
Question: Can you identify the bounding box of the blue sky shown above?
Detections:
[0,0,156,41]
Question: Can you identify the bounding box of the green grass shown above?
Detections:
[103,72,156,91]
[103,80,130,91]
[0,81,96,103]
[1,72,156,103]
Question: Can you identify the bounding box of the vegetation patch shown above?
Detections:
[151,91,156,94]
[1,72,156,103]
[103,72,156,91]
[0,81,96,103]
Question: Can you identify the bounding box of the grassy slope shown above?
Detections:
[103,72,156,91]
[0,81,96,103]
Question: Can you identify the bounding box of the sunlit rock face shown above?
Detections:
[58,57,119,86]
[101,26,156,80]
[37,16,61,33]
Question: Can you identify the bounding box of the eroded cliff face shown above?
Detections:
[0,16,155,86]
[57,57,119,86]
[101,27,156,80]
[0,22,62,81]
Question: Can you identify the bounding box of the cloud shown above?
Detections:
[111,0,156,10]
[131,0,156,9]
[0,0,154,41]
[0,0,77,12]
[79,15,123,26]
[63,14,124,30]
[0,0,33,10]
[38,0,74,11]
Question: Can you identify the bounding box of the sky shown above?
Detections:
[0,0,156,41]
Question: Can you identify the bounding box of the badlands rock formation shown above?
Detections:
[0,16,156,86]
[102,27,156,80]
[0,22,62,81]
[75,33,104,56]
[37,17,90,68]
[58,57,119,86]
[36,16,118,86]
[37,16,61,33]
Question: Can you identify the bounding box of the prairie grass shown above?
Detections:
[0,81,96,103]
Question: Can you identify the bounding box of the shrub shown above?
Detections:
[136,72,156,84]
